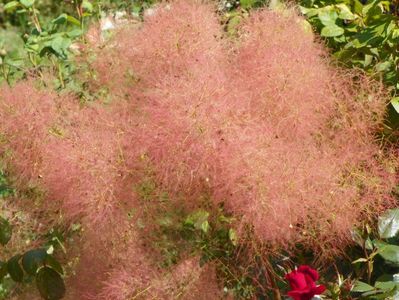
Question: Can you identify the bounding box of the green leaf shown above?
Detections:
[352,280,375,292]
[392,29,399,39]
[375,277,396,291]
[0,261,8,281]
[351,23,387,48]
[50,36,71,58]
[44,255,63,275]
[378,208,399,238]
[20,0,35,8]
[36,267,66,300]
[390,97,399,114]
[378,244,399,265]
[66,15,81,26]
[361,289,395,298]
[201,220,210,233]
[375,61,392,72]
[52,14,67,25]
[3,1,20,11]
[185,210,210,232]
[364,54,373,67]
[228,228,238,246]
[0,217,12,246]
[67,29,83,38]
[318,7,338,26]
[22,249,47,275]
[321,25,344,37]
[337,4,357,20]
[7,255,23,282]
[362,0,380,16]
[299,6,319,17]
[240,0,256,8]
[82,0,93,12]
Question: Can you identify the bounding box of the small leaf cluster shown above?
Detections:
[1,0,93,88]
[135,176,254,298]
[335,208,399,299]
[0,219,65,300]
[0,173,65,299]
[300,0,399,135]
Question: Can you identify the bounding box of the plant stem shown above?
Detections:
[31,5,42,32]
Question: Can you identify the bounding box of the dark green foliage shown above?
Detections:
[326,208,399,299]
[22,249,48,275]
[4,248,65,298]
[7,255,23,282]
[0,171,13,199]
[0,170,65,299]
[36,267,65,300]
[0,217,12,246]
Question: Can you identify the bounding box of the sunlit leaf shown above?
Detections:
[337,4,357,20]
[20,0,35,8]
[390,97,399,114]
[318,7,338,26]
[378,244,399,265]
[378,208,399,238]
[3,1,20,11]
[352,280,375,292]
[321,25,344,37]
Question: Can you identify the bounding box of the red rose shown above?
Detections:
[285,265,326,300]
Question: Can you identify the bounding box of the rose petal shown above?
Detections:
[298,265,319,281]
[287,290,313,300]
[286,270,308,290]
[313,284,326,295]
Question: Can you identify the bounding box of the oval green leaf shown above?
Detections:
[82,0,93,12]
[318,7,338,26]
[22,248,47,275]
[52,14,67,25]
[66,16,81,27]
[352,280,375,292]
[36,267,66,300]
[20,0,35,7]
[44,255,63,275]
[337,4,356,20]
[4,1,20,11]
[378,244,399,265]
[321,25,344,37]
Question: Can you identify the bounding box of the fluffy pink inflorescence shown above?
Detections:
[104,2,394,249]
[0,0,397,298]
[211,11,395,248]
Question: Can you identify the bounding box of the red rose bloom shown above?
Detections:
[285,265,326,300]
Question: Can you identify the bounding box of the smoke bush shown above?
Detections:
[95,1,395,250]
[0,0,397,298]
